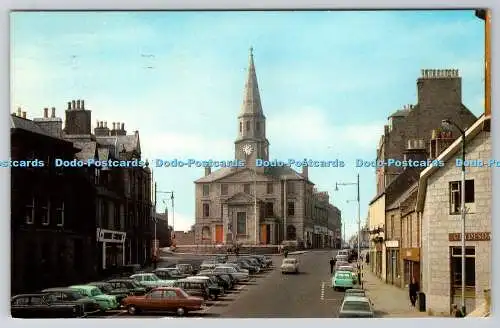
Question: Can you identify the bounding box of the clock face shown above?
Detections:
[242,144,254,156]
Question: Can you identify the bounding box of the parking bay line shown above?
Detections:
[200,281,249,314]
[320,282,325,300]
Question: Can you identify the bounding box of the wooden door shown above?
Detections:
[260,224,267,244]
[215,225,223,243]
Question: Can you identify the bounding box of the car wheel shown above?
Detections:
[127,305,137,315]
[176,307,185,316]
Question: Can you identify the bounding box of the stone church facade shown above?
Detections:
[193,48,341,246]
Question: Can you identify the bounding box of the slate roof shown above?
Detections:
[96,134,140,158]
[10,115,54,138]
[386,182,418,210]
[73,141,97,161]
[194,165,307,183]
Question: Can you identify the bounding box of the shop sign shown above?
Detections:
[448,232,491,242]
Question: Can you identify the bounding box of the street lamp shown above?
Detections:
[154,183,175,249]
[335,174,361,263]
[442,119,467,315]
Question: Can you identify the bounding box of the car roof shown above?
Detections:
[42,288,75,292]
[335,270,352,275]
[343,296,370,302]
[346,288,364,292]
[69,285,95,290]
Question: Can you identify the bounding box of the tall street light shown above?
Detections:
[154,183,175,249]
[442,119,467,315]
[335,174,361,262]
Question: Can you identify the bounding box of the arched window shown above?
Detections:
[239,122,242,133]
[286,225,296,240]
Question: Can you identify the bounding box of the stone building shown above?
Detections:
[399,183,419,288]
[193,49,340,246]
[10,109,97,294]
[375,69,477,195]
[417,114,491,315]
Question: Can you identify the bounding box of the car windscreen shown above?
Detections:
[342,301,371,312]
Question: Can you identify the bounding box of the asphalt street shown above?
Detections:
[104,250,344,318]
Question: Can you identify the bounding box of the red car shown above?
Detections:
[122,287,205,316]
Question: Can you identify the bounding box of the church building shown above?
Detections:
[193,48,341,246]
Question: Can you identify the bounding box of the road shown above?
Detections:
[104,250,343,318]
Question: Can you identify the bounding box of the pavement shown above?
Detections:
[361,265,429,318]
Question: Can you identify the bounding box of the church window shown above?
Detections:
[256,121,260,131]
[221,184,228,195]
[203,203,210,217]
[243,184,250,194]
[202,184,210,196]
[246,121,250,131]
[236,212,246,234]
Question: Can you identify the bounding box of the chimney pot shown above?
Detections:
[96,120,100,128]
[17,107,21,116]
[112,122,116,130]
[67,102,71,110]
[51,107,56,118]
[76,100,81,109]
[72,100,76,109]
[104,121,107,128]
[43,107,48,118]
[22,111,27,119]
[81,100,85,109]
[121,123,124,130]
[205,166,211,176]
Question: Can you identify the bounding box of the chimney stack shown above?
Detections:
[121,123,124,130]
[302,165,309,179]
[112,122,116,130]
[67,101,71,110]
[51,107,56,118]
[104,121,108,128]
[17,107,21,116]
[22,111,27,119]
[76,100,81,109]
[43,108,48,118]
[81,100,85,109]
[205,166,211,176]
[71,100,76,109]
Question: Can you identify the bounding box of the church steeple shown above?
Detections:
[240,47,264,117]
[235,47,270,165]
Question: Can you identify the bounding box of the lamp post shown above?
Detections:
[336,174,361,262]
[154,183,175,248]
[442,119,467,315]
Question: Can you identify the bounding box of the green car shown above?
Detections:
[332,271,356,291]
[68,285,119,311]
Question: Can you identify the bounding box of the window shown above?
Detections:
[390,215,394,238]
[266,183,273,194]
[244,184,250,194]
[221,184,228,195]
[265,202,274,217]
[25,196,35,224]
[149,290,163,299]
[38,197,50,225]
[239,122,242,133]
[450,246,476,294]
[287,202,295,216]
[55,198,65,226]
[164,290,177,298]
[203,203,210,217]
[202,184,210,196]
[246,121,250,131]
[256,121,260,131]
[449,180,475,214]
[236,212,246,234]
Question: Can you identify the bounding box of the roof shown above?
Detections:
[11,114,59,139]
[195,166,307,183]
[239,47,264,118]
[42,288,75,292]
[386,180,419,210]
[73,141,97,160]
[416,114,487,212]
[69,285,96,290]
[369,191,385,205]
[342,296,370,302]
[96,133,140,158]
[388,108,411,118]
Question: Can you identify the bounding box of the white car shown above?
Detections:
[281,258,299,274]
[213,266,249,282]
[216,263,249,275]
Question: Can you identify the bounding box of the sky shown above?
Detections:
[10,10,485,239]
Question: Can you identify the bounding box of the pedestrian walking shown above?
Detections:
[284,249,288,258]
[329,258,335,274]
[409,277,419,307]
[451,304,464,317]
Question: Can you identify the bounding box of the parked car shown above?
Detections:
[332,271,356,291]
[174,279,211,300]
[87,281,129,304]
[11,293,85,318]
[41,287,101,315]
[233,259,259,274]
[338,296,374,318]
[344,288,366,298]
[337,266,358,284]
[215,254,228,263]
[68,285,120,311]
[176,263,197,275]
[122,287,205,316]
[281,258,299,274]
[216,263,249,275]
[196,272,233,290]
[154,267,189,280]
[250,254,273,267]
[334,261,350,272]
[185,276,223,299]
[106,278,148,295]
[213,266,249,282]
[243,257,266,270]
[130,273,176,289]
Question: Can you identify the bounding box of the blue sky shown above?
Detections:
[10,10,485,239]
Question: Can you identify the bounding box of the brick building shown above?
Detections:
[193,48,340,246]
[10,109,97,294]
[417,115,491,315]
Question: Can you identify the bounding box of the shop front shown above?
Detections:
[96,228,126,270]
[385,240,401,287]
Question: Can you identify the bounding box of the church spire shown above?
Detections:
[240,47,264,117]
